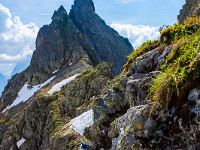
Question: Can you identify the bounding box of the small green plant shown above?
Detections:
[148,17,200,114]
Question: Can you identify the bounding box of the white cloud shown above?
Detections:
[0,45,33,62]
[111,23,160,48]
[0,4,39,76]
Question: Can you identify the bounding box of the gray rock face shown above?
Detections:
[81,41,200,150]
[0,62,112,150]
[0,1,133,112]
[70,0,133,76]
[178,0,200,24]
[28,6,91,85]
[83,44,172,150]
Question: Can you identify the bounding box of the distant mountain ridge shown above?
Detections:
[0,73,7,97]
[11,59,30,77]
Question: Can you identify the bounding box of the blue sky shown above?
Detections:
[0,0,185,77]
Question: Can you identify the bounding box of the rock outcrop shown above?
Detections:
[80,19,200,149]
[70,0,133,75]
[178,0,200,24]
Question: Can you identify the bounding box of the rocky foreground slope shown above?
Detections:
[1,0,200,150]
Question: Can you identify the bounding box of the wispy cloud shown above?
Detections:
[111,23,160,48]
[0,4,39,76]
[0,45,33,62]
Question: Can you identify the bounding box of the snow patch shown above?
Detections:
[70,109,94,136]
[48,74,79,95]
[2,76,55,112]
[52,70,59,74]
[90,96,96,100]
[17,138,25,148]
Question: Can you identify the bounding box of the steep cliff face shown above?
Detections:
[178,0,200,24]
[28,6,91,85]
[70,0,133,75]
[0,1,132,113]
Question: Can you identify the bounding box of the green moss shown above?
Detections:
[83,68,99,82]
[67,139,74,146]
[105,101,117,108]
[125,126,130,134]
[110,118,118,126]
[131,144,138,150]
[50,101,62,123]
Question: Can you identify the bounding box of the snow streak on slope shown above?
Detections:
[17,138,25,148]
[48,74,79,95]
[2,76,55,112]
[70,109,94,136]
[52,69,59,74]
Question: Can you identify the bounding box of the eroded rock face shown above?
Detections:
[178,0,200,24]
[0,62,112,150]
[0,0,132,113]
[82,44,172,150]
[70,0,133,76]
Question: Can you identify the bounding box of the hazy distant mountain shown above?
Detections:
[0,73,7,97]
[11,58,31,76]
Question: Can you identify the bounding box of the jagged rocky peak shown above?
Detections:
[178,0,200,24]
[0,0,133,113]
[70,0,133,76]
[73,0,95,12]
[51,5,68,21]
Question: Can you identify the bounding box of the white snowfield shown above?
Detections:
[70,109,94,136]
[17,138,25,148]
[2,76,55,113]
[48,74,79,95]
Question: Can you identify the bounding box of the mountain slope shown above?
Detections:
[0,2,132,112]
[2,16,200,149]
[80,17,200,149]
[1,0,200,150]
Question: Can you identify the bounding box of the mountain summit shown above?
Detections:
[0,0,132,120]
[70,0,133,75]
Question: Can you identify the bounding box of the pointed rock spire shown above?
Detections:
[51,5,68,21]
[72,0,95,12]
